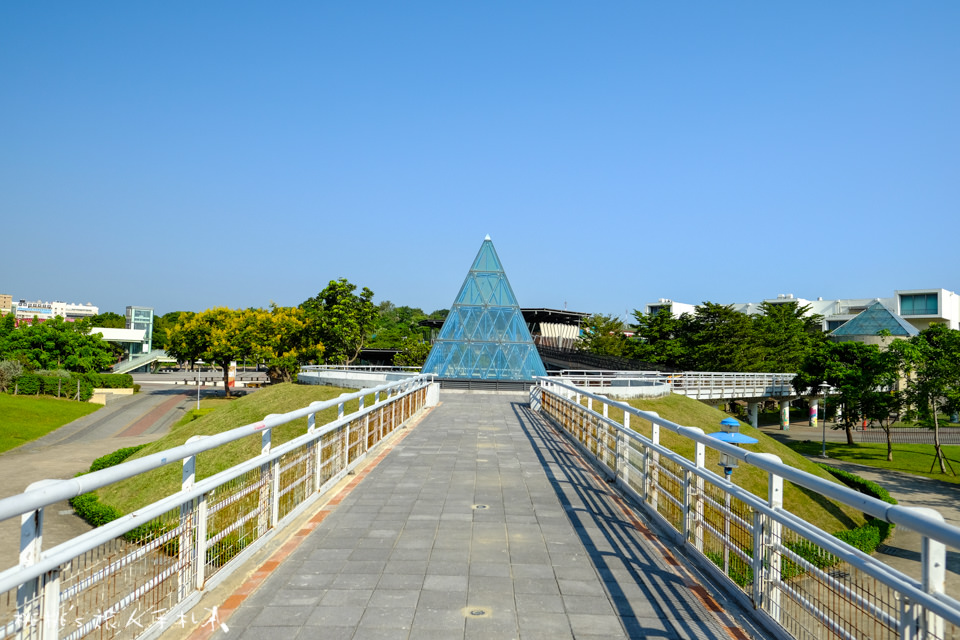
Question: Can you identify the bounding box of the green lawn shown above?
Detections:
[785,440,960,484]
[0,394,101,453]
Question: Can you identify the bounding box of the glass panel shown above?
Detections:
[422,238,547,380]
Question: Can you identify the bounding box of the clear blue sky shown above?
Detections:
[3,3,958,318]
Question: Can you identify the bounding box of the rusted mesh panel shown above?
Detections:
[203,468,267,581]
[653,456,684,532]
[277,444,312,521]
[700,483,754,594]
[769,526,901,640]
[57,507,186,640]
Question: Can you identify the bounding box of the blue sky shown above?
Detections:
[3,3,958,318]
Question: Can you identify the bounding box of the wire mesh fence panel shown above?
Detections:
[700,483,755,594]
[346,419,364,463]
[203,469,267,582]
[653,457,685,532]
[767,526,902,640]
[0,581,40,639]
[277,444,312,522]
[58,507,187,640]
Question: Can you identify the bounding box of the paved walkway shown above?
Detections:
[193,392,765,640]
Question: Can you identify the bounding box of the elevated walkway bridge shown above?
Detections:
[1,376,958,640]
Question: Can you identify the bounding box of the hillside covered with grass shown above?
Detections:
[0,394,101,453]
[97,383,359,513]
[609,394,869,534]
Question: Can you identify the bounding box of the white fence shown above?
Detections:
[558,370,797,401]
[0,375,438,640]
[532,377,960,640]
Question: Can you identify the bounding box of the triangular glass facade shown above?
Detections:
[831,301,919,337]
[422,237,547,380]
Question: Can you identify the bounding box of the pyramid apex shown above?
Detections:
[485,234,491,241]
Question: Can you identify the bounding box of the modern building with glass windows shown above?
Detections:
[125,306,154,356]
[421,236,547,382]
[643,288,960,333]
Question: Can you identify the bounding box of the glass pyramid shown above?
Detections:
[831,301,919,337]
[421,236,547,380]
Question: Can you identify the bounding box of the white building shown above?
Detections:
[14,299,99,322]
[643,288,960,332]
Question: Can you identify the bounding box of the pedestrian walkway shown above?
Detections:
[190,391,765,640]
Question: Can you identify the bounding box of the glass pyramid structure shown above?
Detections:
[421,236,547,380]
[831,301,919,337]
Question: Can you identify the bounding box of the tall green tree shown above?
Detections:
[254,305,324,383]
[888,324,960,474]
[301,279,378,365]
[751,301,824,372]
[793,340,900,446]
[686,303,758,372]
[577,314,629,356]
[629,308,690,367]
[0,317,116,372]
[90,312,126,328]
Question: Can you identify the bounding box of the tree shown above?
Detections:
[90,312,126,328]
[255,305,324,383]
[0,317,116,372]
[393,336,431,367]
[577,314,629,356]
[751,301,824,373]
[793,341,900,446]
[686,303,758,372]
[301,279,378,365]
[629,307,689,367]
[888,324,960,474]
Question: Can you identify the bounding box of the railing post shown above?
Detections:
[258,418,276,537]
[181,436,206,602]
[754,454,783,622]
[913,507,946,639]
[308,401,323,493]
[18,479,58,640]
[683,431,705,552]
[621,413,630,488]
[649,413,660,512]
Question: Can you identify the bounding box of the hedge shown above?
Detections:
[7,371,134,401]
[70,445,147,532]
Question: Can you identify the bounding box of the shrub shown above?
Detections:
[0,360,23,392]
[70,445,148,527]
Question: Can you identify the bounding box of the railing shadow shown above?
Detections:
[510,401,731,639]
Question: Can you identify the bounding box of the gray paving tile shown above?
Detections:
[217,392,755,640]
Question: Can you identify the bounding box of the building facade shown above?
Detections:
[13,299,99,322]
[644,288,960,333]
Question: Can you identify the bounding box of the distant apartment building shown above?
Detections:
[0,294,11,316]
[13,299,99,322]
[643,288,960,333]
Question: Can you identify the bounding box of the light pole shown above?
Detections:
[197,361,201,411]
[819,381,830,458]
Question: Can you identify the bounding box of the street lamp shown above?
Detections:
[709,417,759,573]
[819,381,831,458]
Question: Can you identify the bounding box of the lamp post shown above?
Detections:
[710,417,759,574]
[819,381,831,458]
[197,362,201,411]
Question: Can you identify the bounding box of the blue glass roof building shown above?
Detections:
[421,236,547,381]
[830,301,919,338]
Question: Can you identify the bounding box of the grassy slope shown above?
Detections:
[0,394,101,453]
[98,383,360,513]
[609,395,867,533]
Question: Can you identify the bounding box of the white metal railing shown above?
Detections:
[0,375,438,640]
[531,377,960,640]
[557,370,797,400]
[300,365,421,373]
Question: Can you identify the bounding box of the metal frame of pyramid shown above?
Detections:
[422,236,547,380]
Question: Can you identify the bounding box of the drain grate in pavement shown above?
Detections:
[461,607,491,618]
